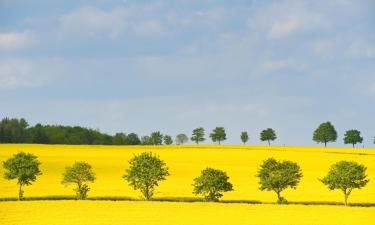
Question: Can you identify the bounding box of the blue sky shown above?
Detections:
[1,0,375,146]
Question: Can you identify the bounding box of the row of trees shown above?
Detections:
[0,118,372,147]
[3,152,369,206]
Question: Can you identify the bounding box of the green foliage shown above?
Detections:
[3,152,42,200]
[320,161,369,206]
[209,127,226,144]
[192,168,233,202]
[257,158,302,203]
[191,127,205,144]
[313,121,337,147]
[343,130,363,148]
[0,118,29,143]
[126,133,141,145]
[176,133,189,145]
[141,136,152,145]
[123,152,169,200]
[240,131,249,144]
[163,135,173,145]
[150,131,163,145]
[113,133,127,145]
[260,128,277,146]
[61,161,96,200]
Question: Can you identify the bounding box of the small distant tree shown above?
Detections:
[3,152,42,200]
[192,168,233,202]
[257,158,303,204]
[62,161,96,200]
[150,131,163,145]
[113,132,127,145]
[123,152,169,200]
[191,127,205,144]
[141,136,152,145]
[176,133,189,145]
[209,127,226,144]
[313,121,337,147]
[260,128,276,146]
[163,135,173,145]
[320,161,369,206]
[240,131,249,144]
[343,130,363,148]
[126,133,141,145]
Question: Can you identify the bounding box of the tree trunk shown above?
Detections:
[268,140,270,146]
[324,141,327,147]
[18,183,23,201]
[353,143,355,148]
[344,193,348,206]
[218,140,221,145]
[276,191,281,203]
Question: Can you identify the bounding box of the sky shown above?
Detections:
[0,0,375,146]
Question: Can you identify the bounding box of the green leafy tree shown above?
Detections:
[126,133,141,145]
[257,158,302,204]
[163,135,173,145]
[141,136,152,145]
[343,130,363,148]
[313,121,337,147]
[61,161,96,200]
[320,161,369,206]
[0,118,29,143]
[209,127,226,144]
[150,131,163,145]
[3,152,42,200]
[192,168,233,202]
[191,127,205,144]
[123,152,169,200]
[176,133,189,145]
[112,133,127,145]
[240,131,249,144]
[260,128,277,146]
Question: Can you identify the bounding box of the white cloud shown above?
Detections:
[262,59,306,72]
[131,20,166,38]
[58,6,128,39]
[0,59,63,90]
[0,32,34,49]
[248,1,329,39]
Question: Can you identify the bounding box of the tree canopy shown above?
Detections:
[240,131,249,144]
[176,133,189,145]
[209,127,226,144]
[192,167,233,201]
[191,127,205,144]
[313,122,337,147]
[3,152,42,200]
[320,161,369,206]
[257,158,302,203]
[260,128,277,146]
[343,130,363,148]
[123,152,169,200]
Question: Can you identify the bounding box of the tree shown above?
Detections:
[126,133,141,145]
[0,118,29,143]
[257,158,302,204]
[163,135,173,145]
[320,161,369,206]
[313,121,337,147]
[150,131,163,145]
[61,161,96,200]
[3,152,42,200]
[192,168,233,202]
[141,136,152,145]
[343,130,363,148]
[240,131,249,144]
[112,133,127,145]
[191,127,205,144]
[209,127,226,144]
[260,128,276,146]
[123,152,169,200]
[176,133,189,145]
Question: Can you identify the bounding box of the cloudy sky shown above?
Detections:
[1,0,374,146]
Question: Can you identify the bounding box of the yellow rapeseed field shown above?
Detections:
[0,144,374,225]
[1,201,374,225]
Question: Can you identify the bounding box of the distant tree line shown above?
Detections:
[3,151,370,206]
[0,118,373,147]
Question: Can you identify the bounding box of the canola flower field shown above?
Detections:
[0,144,375,225]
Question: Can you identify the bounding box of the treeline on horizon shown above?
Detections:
[0,117,373,147]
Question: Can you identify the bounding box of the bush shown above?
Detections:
[192,168,233,202]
